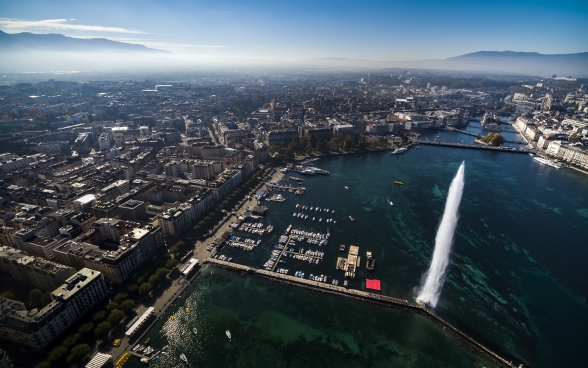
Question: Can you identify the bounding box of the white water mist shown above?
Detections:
[417,161,465,307]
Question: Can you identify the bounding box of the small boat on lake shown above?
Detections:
[394,181,403,185]
[226,330,232,341]
[193,328,197,335]
[180,353,188,364]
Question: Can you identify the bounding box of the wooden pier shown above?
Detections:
[269,231,325,271]
[205,257,525,368]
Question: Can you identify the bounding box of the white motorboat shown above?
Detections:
[226,330,232,340]
[193,327,197,335]
[180,353,188,364]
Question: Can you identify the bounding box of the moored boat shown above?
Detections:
[226,330,232,341]
[193,327,197,335]
[180,353,188,364]
[366,251,375,271]
[533,156,562,169]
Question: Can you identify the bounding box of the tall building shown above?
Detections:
[192,160,214,180]
[164,161,182,177]
[0,268,107,349]
[119,200,147,221]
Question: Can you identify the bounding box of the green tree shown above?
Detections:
[165,259,178,270]
[66,344,90,365]
[94,321,112,339]
[148,274,161,285]
[155,268,169,278]
[114,292,129,304]
[107,309,125,325]
[62,334,80,350]
[47,346,68,366]
[120,299,135,312]
[126,283,139,295]
[77,322,94,340]
[106,301,119,312]
[92,310,107,323]
[138,282,153,296]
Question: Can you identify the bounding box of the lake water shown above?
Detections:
[129,144,588,368]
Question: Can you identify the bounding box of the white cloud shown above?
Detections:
[0,18,145,34]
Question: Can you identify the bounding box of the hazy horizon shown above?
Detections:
[1,0,587,77]
[1,0,587,61]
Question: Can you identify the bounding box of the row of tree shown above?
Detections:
[270,133,391,162]
[33,257,174,368]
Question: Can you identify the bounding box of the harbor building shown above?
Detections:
[0,268,107,349]
[336,245,361,279]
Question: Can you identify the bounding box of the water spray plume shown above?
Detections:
[417,161,465,308]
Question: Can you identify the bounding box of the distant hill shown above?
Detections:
[0,31,171,54]
[306,51,588,77]
[441,51,588,77]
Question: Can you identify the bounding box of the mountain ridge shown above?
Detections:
[0,31,171,54]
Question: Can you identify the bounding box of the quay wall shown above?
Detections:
[205,258,526,368]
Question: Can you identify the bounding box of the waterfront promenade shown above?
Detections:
[206,257,524,368]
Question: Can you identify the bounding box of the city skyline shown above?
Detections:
[1,0,587,62]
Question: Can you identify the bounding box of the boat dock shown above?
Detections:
[263,229,326,272]
[414,140,533,154]
[204,257,526,368]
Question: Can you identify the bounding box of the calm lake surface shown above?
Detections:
[130,142,588,368]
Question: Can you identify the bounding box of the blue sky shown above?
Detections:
[0,0,587,61]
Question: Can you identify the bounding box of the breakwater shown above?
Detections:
[205,257,525,368]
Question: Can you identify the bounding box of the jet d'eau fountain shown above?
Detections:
[417,161,465,308]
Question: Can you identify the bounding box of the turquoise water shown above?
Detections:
[131,146,588,367]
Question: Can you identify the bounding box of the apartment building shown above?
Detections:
[0,268,107,349]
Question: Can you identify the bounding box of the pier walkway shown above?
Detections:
[205,257,524,368]
[414,139,533,154]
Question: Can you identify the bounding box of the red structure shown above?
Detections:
[366,279,381,291]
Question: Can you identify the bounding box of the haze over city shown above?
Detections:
[1,0,587,69]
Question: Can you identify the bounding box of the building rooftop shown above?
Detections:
[52,268,101,302]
